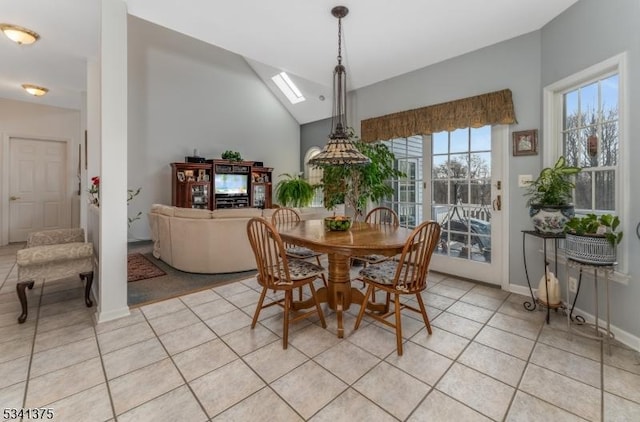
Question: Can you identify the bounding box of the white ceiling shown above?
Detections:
[1,0,578,123]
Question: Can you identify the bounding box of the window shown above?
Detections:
[381,136,424,228]
[304,147,324,207]
[563,74,618,212]
[544,53,628,272]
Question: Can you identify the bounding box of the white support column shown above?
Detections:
[95,0,129,323]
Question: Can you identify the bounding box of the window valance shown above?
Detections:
[360,89,517,142]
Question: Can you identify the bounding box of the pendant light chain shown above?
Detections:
[337,17,342,66]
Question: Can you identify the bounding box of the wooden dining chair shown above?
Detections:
[246,217,327,349]
[352,206,400,293]
[353,220,441,355]
[271,207,327,290]
[353,206,399,268]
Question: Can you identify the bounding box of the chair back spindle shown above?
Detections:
[393,221,441,292]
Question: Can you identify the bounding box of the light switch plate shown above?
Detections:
[518,174,533,188]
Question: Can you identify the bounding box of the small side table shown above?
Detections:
[522,230,565,323]
[566,258,615,355]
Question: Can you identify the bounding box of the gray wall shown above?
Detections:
[541,0,639,339]
[301,0,639,340]
[299,117,331,170]
[303,31,543,287]
[352,31,543,296]
[127,16,300,240]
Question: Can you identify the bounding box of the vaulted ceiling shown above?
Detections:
[1,0,578,123]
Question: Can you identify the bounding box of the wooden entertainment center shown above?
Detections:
[171,160,272,210]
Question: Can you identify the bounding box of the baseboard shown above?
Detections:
[508,283,639,352]
[93,306,130,324]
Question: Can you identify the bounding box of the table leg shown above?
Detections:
[326,254,352,338]
[293,253,388,338]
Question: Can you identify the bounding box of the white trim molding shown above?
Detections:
[542,52,629,275]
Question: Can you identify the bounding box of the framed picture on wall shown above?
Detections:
[513,129,538,156]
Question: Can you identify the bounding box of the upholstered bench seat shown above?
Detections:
[17,243,93,268]
[16,228,94,323]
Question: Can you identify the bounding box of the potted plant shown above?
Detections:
[564,213,623,264]
[221,150,242,161]
[275,173,317,207]
[315,130,404,221]
[524,156,581,234]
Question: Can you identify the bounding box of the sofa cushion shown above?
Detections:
[212,208,262,219]
[174,207,212,219]
[156,205,175,217]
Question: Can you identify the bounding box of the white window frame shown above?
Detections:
[543,52,629,277]
[303,147,324,207]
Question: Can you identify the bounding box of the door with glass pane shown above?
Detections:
[430,126,503,284]
[383,126,504,285]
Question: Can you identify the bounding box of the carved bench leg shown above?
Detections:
[79,271,94,307]
[16,280,35,324]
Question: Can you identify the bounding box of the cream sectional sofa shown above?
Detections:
[148,204,343,274]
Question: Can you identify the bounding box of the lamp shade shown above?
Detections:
[308,133,370,166]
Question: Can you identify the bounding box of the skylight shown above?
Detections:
[271,72,305,104]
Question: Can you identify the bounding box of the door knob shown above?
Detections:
[10,196,21,201]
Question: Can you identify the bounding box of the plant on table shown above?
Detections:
[565,213,623,247]
[524,156,581,233]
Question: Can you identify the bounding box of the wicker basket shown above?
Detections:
[565,233,616,265]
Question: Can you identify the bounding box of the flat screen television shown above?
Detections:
[214,174,248,195]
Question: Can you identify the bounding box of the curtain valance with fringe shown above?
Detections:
[360,89,517,142]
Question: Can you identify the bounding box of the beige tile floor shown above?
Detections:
[1,242,639,421]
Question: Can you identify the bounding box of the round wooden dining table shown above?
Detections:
[276,219,414,338]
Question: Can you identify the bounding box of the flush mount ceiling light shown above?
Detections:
[309,6,370,167]
[0,24,40,45]
[22,84,49,96]
[272,71,305,104]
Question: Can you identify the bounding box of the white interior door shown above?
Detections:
[9,138,69,242]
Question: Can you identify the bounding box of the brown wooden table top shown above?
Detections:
[276,219,413,257]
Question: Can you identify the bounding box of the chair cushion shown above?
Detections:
[286,246,321,259]
[353,254,388,264]
[269,259,324,284]
[359,261,411,292]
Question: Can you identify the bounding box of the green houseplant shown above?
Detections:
[314,131,404,221]
[525,156,581,234]
[221,150,242,161]
[275,173,317,208]
[564,213,622,264]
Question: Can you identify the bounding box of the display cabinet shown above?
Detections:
[171,163,212,209]
[171,160,272,210]
[251,166,273,208]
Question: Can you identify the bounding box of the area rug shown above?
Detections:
[128,253,166,282]
[126,243,257,307]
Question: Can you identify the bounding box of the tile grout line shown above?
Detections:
[92,323,120,421]
[403,285,512,421]
[200,290,314,421]
[20,280,45,410]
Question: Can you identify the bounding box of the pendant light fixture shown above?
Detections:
[308,6,370,166]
